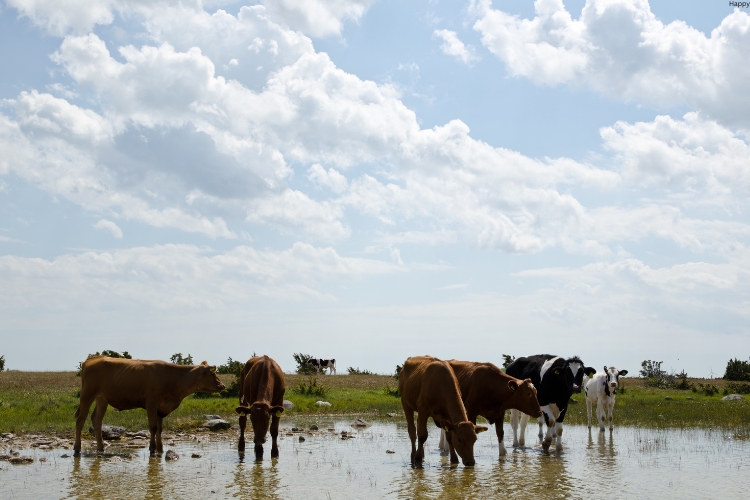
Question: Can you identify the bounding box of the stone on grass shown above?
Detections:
[722,394,746,401]
[315,401,332,407]
[203,414,222,421]
[88,425,126,440]
[664,396,673,401]
[204,419,231,431]
[309,425,318,431]
[283,400,295,410]
[165,450,179,461]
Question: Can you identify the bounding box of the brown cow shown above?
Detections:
[439,360,542,460]
[74,357,225,457]
[235,355,286,459]
[398,355,487,466]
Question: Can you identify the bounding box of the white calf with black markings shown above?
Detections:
[583,366,628,431]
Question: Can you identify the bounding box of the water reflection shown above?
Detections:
[229,459,282,499]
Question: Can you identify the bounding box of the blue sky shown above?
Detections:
[1,0,748,377]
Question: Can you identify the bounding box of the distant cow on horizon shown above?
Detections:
[307,358,336,375]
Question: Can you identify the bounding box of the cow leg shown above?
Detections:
[496,411,507,456]
[156,416,164,454]
[415,412,429,464]
[510,409,520,447]
[608,400,615,431]
[74,392,96,456]
[554,422,563,452]
[147,408,158,456]
[537,415,545,442]
[270,413,280,458]
[586,397,593,429]
[596,399,606,432]
[444,429,459,464]
[238,413,247,452]
[91,398,108,453]
[403,405,418,464]
[540,408,554,451]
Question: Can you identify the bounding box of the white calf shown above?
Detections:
[583,366,628,431]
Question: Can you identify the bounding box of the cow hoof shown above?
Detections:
[498,447,507,456]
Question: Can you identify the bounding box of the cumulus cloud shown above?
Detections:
[259,0,379,37]
[434,29,479,65]
[473,0,750,126]
[93,219,123,238]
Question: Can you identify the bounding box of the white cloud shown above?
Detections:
[0,242,402,309]
[259,0,379,37]
[93,219,123,238]
[434,29,479,65]
[308,164,348,193]
[473,0,750,126]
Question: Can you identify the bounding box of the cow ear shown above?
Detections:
[270,405,284,417]
[438,419,456,432]
[475,425,488,434]
[585,367,597,376]
[508,379,519,391]
[553,368,562,375]
[618,370,628,376]
[236,405,251,416]
[201,360,208,366]
[603,365,608,372]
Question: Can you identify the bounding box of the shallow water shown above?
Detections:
[1,420,748,499]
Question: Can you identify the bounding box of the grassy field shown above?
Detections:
[1,371,748,437]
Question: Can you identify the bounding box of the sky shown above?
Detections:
[1,0,748,377]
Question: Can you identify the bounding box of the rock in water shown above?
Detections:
[10,456,33,464]
[203,414,222,421]
[191,453,202,458]
[351,418,371,428]
[309,425,319,431]
[165,450,179,461]
[283,400,295,410]
[204,419,231,431]
[88,425,126,440]
[722,394,746,401]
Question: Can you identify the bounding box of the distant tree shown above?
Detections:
[723,358,750,382]
[394,364,402,381]
[0,355,5,372]
[501,354,516,369]
[293,353,315,374]
[640,360,665,379]
[170,353,194,365]
[347,367,373,375]
[76,350,132,375]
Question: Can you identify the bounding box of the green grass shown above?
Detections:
[1,372,748,436]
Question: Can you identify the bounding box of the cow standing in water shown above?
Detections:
[584,366,628,432]
[399,355,487,466]
[506,355,595,452]
[236,355,286,459]
[438,360,542,457]
[74,357,225,457]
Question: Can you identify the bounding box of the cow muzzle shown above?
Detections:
[572,384,581,393]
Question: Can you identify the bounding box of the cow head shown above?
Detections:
[604,366,628,395]
[508,378,542,417]
[565,357,596,393]
[197,361,225,393]
[235,402,284,453]
[439,420,486,466]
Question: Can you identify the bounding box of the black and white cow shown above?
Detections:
[583,366,628,432]
[307,358,337,375]
[506,354,596,452]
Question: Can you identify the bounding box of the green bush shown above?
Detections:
[291,377,327,397]
[501,354,515,369]
[293,353,316,375]
[170,353,193,365]
[347,367,373,375]
[0,355,5,372]
[723,358,750,382]
[726,382,750,394]
[695,383,719,396]
[382,384,400,397]
[394,364,402,381]
[76,350,132,375]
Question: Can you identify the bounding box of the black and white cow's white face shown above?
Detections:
[604,366,628,393]
[566,357,597,394]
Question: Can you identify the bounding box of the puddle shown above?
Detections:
[1,419,748,498]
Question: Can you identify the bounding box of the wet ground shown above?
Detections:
[1,419,748,499]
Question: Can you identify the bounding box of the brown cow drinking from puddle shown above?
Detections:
[439,360,542,459]
[236,355,286,459]
[74,357,225,457]
[398,355,487,466]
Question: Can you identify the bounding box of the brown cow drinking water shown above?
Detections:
[74,357,225,457]
[439,360,542,459]
[398,355,487,466]
[235,355,286,459]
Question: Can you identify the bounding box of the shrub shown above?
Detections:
[383,384,400,397]
[726,382,750,394]
[293,353,316,375]
[0,355,5,372]
[170,353,193,365]
[394,364,402,381]
[217,356,244,375]
[675,370,693,390]
[347,367,373,375]
[291,377,327,397]
[696,383,719,396]
[76,350,132,375]
[501,354,516,369]
[723,358,750,382]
